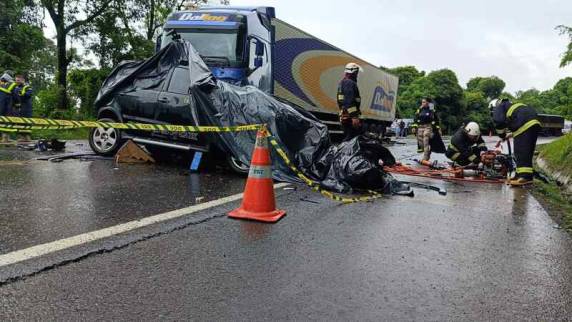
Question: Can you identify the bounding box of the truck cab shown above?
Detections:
[157,6,274,93]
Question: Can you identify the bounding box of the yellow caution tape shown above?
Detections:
[0,116,264,133]
[0,115,381,203]
[268,135,384,203]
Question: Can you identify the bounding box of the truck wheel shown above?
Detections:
[227,156,249,175]
[89,118,123,156]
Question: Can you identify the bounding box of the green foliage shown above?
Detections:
[34,85,78,119]
[395,68,465,133]
[83,0,229,68]
[386,66,425,88]
[464,90,493,131]
[68,68,112,118]
[32,128,90,140]
[556,25,572,68]
[466,76,506,99]
[0,0,51,79]
[34,85,62,118]
[512,77,572,119]
[539,133,572,177]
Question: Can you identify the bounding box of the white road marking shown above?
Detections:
[0,183,290,267]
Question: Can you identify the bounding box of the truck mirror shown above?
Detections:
[155,37,162,52]
[254,57,263,68]
[255,40,264,57]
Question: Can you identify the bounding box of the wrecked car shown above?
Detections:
[89,59,250,173]
[90,41,410,195]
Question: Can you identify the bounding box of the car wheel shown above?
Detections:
[89,118,123,156]
[227,155,249,175]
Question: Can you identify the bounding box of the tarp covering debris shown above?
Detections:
[95,41,411,195]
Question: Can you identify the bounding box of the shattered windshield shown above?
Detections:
[162,29,245,67]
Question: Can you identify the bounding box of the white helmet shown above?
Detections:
[488,98,500,111]
[344,62,362,74]
[0,73,13,82]
[464,122,481,137]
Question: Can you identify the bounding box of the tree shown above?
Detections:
[40,0,114,112]
[466,76,506,99]
[426,69,465,133]
[386,66,425,89]
[84,0,229,68]
[0,0,48,74]
[68,68,111,118]
[556,25,572,68]
[464,90,493,132]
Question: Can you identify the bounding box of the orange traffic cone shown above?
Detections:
[228,127,286,223]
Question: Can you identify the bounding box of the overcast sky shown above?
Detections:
[44,0,570,93]
[232,0,571,93]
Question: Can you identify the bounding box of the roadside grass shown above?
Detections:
[31,128,90,140]
[538,133,572,178]
[532,180,572,231]
[533,133,572,232]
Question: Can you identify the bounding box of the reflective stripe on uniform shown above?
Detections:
[478,143,487,148]
[451,152,461,160]
[516,167,534,174]
[347,106,358,114]
[496,128,507,134]
[506,103,525,118]
[355,97,361,103]
[513,119,541,138]
[19,85,30,96]
[468,154,477,162]
[337,94,344,100]
[448,144,459,152]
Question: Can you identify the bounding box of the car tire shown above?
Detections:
[227,155,249,175]
[89,118,123,156]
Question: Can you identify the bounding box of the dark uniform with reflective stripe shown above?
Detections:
[0,81,18,117]
[14,84,33,118]
[493,101,541,179]
[337,75,361,141]
[446,127,488,166]
[411,105,440,157]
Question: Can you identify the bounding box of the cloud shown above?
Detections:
[233,0,572,92]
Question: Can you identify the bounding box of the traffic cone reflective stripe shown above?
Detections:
[228,127,286,223]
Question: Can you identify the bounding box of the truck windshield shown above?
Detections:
[162,29,245,67]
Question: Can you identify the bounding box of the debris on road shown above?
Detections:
[114,140,155,164]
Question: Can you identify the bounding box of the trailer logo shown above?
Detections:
[178,13,229,22]
[370,86,395,112]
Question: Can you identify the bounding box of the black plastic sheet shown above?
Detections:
[95,41,410,195]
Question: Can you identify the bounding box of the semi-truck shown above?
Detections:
[537,114,564,136]
[155,6,399,137]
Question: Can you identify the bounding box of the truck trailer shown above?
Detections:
[156,6,399,137]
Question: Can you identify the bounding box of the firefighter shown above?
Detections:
[337,62,362,141]
[0,73,18,143]
[489,98,541,186]
[411,98,441,162]
[446,122,491,166]
[14,74,33,141]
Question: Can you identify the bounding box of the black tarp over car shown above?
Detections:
[95,41,410,194]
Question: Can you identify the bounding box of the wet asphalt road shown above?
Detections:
[1,137,571,320]
[0,142,246,254]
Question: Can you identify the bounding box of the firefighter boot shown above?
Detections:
[509,175,533,187]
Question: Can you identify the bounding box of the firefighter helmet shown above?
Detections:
[464,122,481,137]
[344,62,363,74]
